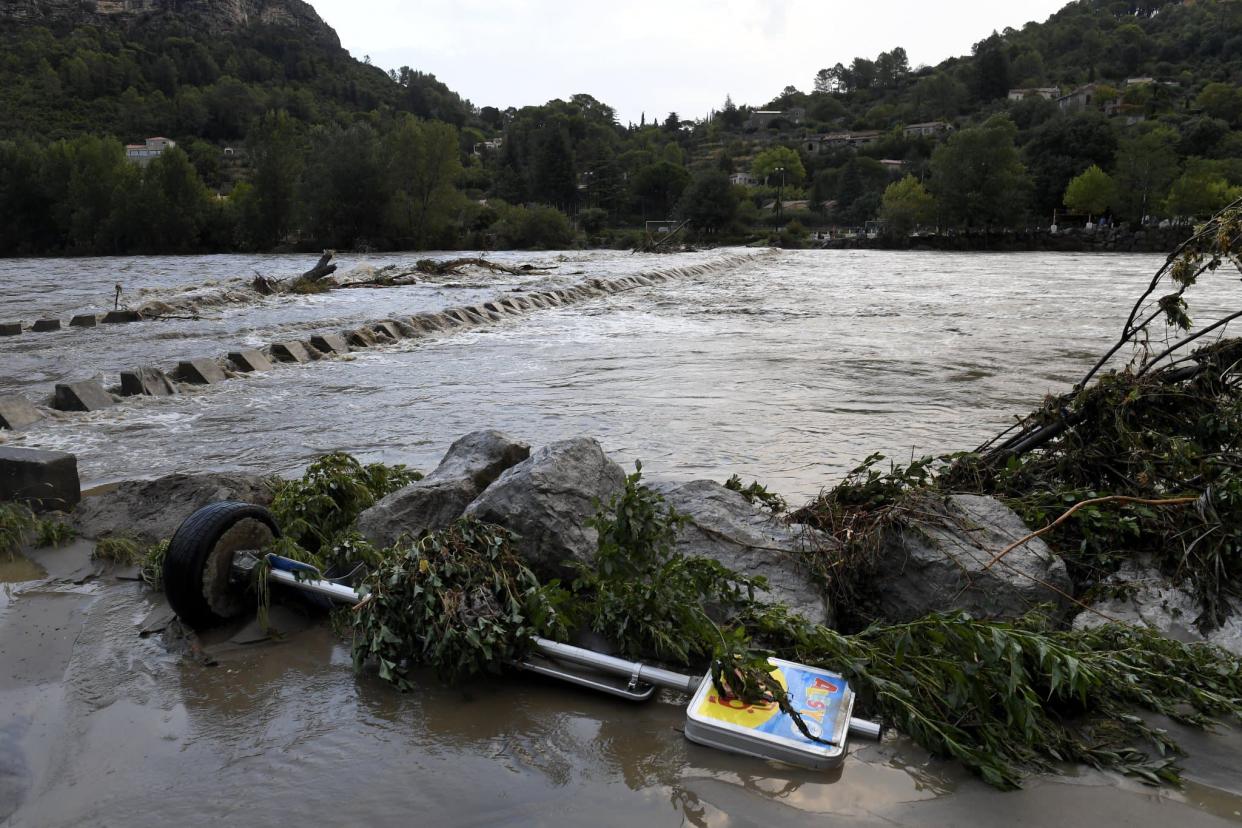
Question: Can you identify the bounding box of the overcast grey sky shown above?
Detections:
[310,0,1070,123]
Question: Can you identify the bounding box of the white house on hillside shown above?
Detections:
[125,137,175,165]
[902,121,953,139]
[1008,87,1061,101]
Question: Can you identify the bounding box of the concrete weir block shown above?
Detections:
[0,322,21,336]
[409,313,446,332]
[0,446,80,512]
[53,380,114,412]
[0,395,43,430]
[229,349,273,373]
[177,358,227,384]
[372,321,403,341]
[309,333,350,356]
[120,367,178,397]
[271,341,311,363]
[69,314,100,328]
[475,304,504,321]
[32,319,62,332]
[345,328,378,348]
[102,310,144,324]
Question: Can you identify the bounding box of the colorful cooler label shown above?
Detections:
[693,661,848,744]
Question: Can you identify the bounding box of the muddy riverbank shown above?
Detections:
[2,505,1241,827]
[5,248,1242,826]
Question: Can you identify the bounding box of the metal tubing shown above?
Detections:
[532,638,702,695]
[848,718,883,741]
[262,564,885,740]
[267,568,361,604]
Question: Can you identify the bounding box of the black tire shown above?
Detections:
[164,501,281,628]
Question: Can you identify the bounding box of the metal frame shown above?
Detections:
[254,554,883,744]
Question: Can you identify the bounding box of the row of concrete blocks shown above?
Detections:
[0,310,144,337]
[0,256,755,430]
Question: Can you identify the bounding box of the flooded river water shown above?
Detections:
[2,249,1241,826]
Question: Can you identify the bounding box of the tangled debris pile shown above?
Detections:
[230,442,1242,791]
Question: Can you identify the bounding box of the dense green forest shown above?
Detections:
[0,0,1240,255]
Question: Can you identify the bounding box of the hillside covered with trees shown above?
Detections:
[0,0,1240,255]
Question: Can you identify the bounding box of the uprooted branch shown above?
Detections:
[301,250,338,282]
[978,201,1242,465]
[415,257,543,276]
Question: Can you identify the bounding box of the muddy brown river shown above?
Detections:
[2,249,1241,826]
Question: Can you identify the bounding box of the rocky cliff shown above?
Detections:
[0,0,340,45]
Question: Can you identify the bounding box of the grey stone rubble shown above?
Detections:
[358,433,1059,626]
[0,446,80,512]
[20,426,1239,657]
[866,493,1073,622]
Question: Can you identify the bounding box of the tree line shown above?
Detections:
[1,0,1240,254]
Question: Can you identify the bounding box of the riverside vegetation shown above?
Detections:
[115,203,1242,792]
[1,0,1240,255]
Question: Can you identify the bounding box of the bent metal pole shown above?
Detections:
[264,564,883,741]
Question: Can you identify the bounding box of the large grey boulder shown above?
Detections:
[652,480,831,624]
[357,478,478,548]
[357,430,530,548]
[1073,560,1242,656]
[869,494,1072,623]
[428,430,532,490]
[465,437,626,578]
[73,472,272,544]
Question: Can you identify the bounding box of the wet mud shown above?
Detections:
[2,541,1240,827]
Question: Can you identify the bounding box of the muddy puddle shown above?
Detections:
[2,545,1240,827]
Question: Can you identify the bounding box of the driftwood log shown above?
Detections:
[301,250,338,282]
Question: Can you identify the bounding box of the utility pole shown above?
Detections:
[775,166,786,224]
